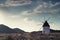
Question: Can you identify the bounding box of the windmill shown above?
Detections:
[38,16,54,34]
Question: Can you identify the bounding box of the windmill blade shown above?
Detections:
[49,21,54,26]
[44,16,46,22]
[39,19,44,23]
[37,24,42,26]
[39,26,42,31]
[49,22,55,26]
[39,19,45,23]
[42,21,45,23]
[49,22,53,23]
[47,17,51,21]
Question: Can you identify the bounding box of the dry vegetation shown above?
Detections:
[0,32,60,40]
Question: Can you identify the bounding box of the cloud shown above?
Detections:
[32,2,60,13]
[6,0,32,6]
[22,2,60,15]
[0,3,5,7]
[50,2,60,7]
[21,10,35,16]
[0,0,32,7]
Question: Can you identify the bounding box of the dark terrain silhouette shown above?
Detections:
[0,24,25,33]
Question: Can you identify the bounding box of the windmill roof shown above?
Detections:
[43,21,50,27]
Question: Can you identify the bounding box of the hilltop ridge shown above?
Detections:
[0,24,25,34]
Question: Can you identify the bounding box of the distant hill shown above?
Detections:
[50,29,60,33]
[13,28,25,33]
[0,24,25,34]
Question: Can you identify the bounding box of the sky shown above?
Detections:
[0,0,60,32]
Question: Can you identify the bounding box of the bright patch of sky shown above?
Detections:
[0,0,60,32]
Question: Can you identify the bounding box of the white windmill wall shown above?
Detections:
[42,27,50,34]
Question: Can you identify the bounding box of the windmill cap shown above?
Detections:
[43,21,50,27]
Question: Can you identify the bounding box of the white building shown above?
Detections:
[42,21,50,34]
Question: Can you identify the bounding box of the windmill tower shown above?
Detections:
[42,20,50,34]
